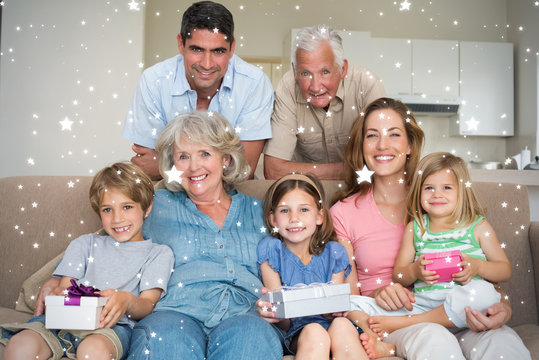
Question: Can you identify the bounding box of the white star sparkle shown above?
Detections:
[356,165,375,184]
[128,0,140,11]
[165,165,183,184]
[59,117,74,131]
[465,117,479,131]
[400,0,411,11]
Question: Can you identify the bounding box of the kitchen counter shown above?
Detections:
[470,169,539,221]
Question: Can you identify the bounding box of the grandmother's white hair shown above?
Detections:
[155,111,250,192]
[292,25,345,71]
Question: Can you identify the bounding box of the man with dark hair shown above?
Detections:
[124,1,273,180]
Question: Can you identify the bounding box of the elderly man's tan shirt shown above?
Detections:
[264,64,386,163]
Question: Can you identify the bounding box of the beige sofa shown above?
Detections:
[1,176,538,359]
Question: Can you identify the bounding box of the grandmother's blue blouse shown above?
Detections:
[143,189,266,330]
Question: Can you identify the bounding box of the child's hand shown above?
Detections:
[256,287,281,324]
[414,254,439,284]
[97,289,134,328]
[35,278,61,316]
[453,254,480,284]
[51,286,68,296]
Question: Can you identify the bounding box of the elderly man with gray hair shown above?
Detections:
[263,25,386,179]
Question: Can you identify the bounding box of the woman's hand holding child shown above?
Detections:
[372,283,415,311]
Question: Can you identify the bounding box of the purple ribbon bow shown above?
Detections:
[64,279,101,306]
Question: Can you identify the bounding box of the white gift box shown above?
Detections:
[45,296,108,330]
[261,283,351,319]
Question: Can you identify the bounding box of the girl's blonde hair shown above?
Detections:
[263,173,338,255]
[332,97,424,204]
[407,152,485,234]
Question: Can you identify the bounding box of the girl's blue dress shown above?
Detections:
[257,236,351,351]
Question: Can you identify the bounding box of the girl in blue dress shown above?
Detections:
[256,173,383,359]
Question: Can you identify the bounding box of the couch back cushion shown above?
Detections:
[1,177,536,327]
[237,180,537,327]
[0,176,101,309]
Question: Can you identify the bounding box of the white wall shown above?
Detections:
[143,0,508,64]
[143,0,514,164]
[1,0,537,177]
[506,0,539,160]
[0,0,144,177]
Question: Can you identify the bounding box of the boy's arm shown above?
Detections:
[98,288,162,328]
[453,220,512,284]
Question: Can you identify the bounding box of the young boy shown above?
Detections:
[1,162,174,360]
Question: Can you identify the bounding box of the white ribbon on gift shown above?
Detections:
[266,281,335,304]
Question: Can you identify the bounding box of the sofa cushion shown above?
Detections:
[15,252,64,314]
[514,323,539,356]
[0,176,102,310]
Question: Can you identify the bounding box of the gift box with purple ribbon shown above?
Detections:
[425,250,463,283]
[45,279,108,330]
[261,282,350,319]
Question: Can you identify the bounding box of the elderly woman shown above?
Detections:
[330,97,530,359]
[124,111,283,359]
[34,111,282,359]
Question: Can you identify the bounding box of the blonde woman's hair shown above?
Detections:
[155,111,250,192]
[263,173,338,256]
[407,152,485,234]
[333,97,424,204]
[89,162,154,215]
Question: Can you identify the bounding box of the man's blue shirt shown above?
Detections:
[123,54,273,148]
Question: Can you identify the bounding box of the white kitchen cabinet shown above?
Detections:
[368,37,412,96]
[412,40,460,98]
[450,41,514,136]
[367,38,459,100]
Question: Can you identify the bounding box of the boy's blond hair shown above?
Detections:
[407,152,485,234]
[89,162,154,214]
